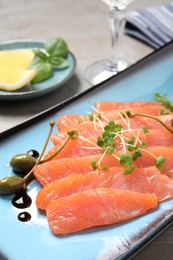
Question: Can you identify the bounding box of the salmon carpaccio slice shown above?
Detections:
[46,128,173,160]
[33,146,173,186]
[44,137,102,160]
[57,114,173,135]
[94,101,161,111]
[34,153,119,185]
[57,105,166,130]
[52,114,173,146]
[46,188,158,235]
[36,166,173,210]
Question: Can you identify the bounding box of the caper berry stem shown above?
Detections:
[38,120,56,161]
[40,135,70,163]
[127,111,173,135]
[23,120,55,183]
[23,126,78,185]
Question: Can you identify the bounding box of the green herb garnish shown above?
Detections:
[120,152,133,166]
[154,93,173,112]
[91,159,98,170]
[30,38,69,83]
[89,113,102,121]
[155,155,166,170]
[123,166,136,175]
[160,108,168,115]
[97,121,122,155]
[142,126,149,134]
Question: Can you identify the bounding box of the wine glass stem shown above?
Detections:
[108,9,125,67]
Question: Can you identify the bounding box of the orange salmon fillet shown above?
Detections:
[94,101,161,111]
[46,188,158,235]
[33,153,119,185]
[47,128,173,160]
[34,146,173,185]
[56,114,173,137]
[36,166,173,210]
[57,105,166,130]
[44,137,102,160]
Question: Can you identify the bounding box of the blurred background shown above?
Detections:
[0,0,170,132]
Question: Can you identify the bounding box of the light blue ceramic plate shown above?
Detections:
[0,40,76,100]
[0,41,173,260]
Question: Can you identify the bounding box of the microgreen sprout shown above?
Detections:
[89,113,102,121]
[97,121,122,155]
[91,159,97,170]
[132,151,142,161]
[142,126,149,134]
[155,156,166,170]
[124,166,136,175]
[154,93,173,112]
[119,152,133,166]
[94,120,147,175]
[77,118,83,124]
[89,113,94,121]
[119,153,136,175]
[160,108,168,115]
[93,110,167,175]
[91,159,109,171]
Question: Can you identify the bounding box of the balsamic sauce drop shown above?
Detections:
[12,189,32,222]
[18,212,31,222]
[12,189,32,209]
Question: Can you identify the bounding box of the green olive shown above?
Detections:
[0,176,25,195]
[10,154,37,175]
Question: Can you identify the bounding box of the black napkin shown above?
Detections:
[125,2,173,49]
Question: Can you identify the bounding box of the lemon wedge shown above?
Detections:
[0,64,36,91]
[0,49,35,68]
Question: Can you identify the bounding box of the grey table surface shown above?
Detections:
[0,0,173,259]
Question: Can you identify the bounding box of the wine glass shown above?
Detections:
[84,0,136,85]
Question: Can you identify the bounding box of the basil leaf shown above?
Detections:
[33,48,49,60]
[49,56,69,69]
[45,38,69,58]
[31,62,53,83]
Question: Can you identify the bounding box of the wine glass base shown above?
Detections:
[84,59,132,85]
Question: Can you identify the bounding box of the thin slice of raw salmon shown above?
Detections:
[33,153,120,185]
[57,114,173,138]
[36,166,173,210]
[57,105,166,130]
[94,101,161,111]
[46,188,158,235]
[44,136,102,160]
[47,128,173,160]
[51,121,104,145]
[34,146,173,185]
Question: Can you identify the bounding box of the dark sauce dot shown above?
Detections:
[18,212,31,222]
[12,189,32,209]
[27,149,39,158]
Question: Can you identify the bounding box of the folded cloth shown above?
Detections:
[125,2,173,49]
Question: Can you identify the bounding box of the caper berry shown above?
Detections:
[27,149,39,158]
[10,154,37,175]
[0,176,25,195]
